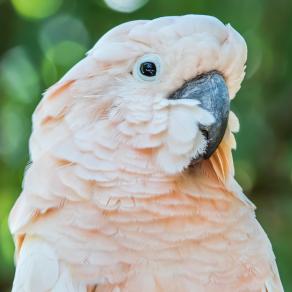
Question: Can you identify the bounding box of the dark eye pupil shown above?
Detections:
[140,62,157,77]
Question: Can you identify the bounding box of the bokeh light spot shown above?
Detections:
[46,41,86,67]
[45,41,86,76]
[39,15,89,78]
[0,47,40,103]
[104,0,148,13]
[11,0,62,20]
[40,15,89,52]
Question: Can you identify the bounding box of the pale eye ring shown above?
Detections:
[133,54,162,81]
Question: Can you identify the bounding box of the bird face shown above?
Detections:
[82,16,245,175]
[110,50,231,174]
[37,15,246,175]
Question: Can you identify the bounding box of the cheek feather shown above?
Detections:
[155,102,215,174]
[115,95,216,174]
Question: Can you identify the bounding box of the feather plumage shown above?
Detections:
[10,15,283,292]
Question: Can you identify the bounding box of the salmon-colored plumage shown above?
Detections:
[9,15,283,292]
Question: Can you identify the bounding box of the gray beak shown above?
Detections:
[168,71,230,161]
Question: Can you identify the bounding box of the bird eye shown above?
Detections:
[133,54,161,81]
[140,62,157,77]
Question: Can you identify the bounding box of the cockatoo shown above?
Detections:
[9,15,283,292]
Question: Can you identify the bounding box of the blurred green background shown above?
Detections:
[0,0,291,291]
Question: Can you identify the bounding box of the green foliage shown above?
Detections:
[0,0,291,290]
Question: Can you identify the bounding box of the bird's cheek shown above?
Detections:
[154,106,210,174]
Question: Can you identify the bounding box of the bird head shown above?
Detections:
[32,15,247,179]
